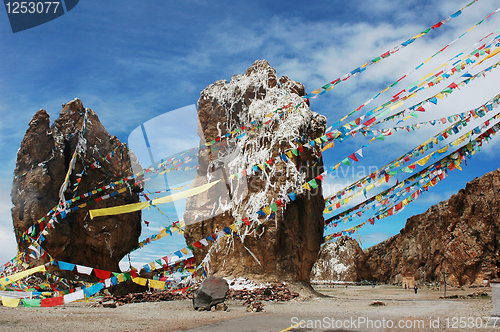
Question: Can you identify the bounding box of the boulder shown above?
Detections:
[184,60,326,283]
[11,99,142,275]
[193,276,229,310]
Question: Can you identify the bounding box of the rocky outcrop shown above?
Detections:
[12,99,142,273]
[363,168,500,286]
[183,60,326,283]
[311,169,500,286]
[313,168,500,286]
[310,236,365,283]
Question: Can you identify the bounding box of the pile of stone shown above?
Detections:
[97,289,192,307]
[245,300,264,312]
[227,283,299,302]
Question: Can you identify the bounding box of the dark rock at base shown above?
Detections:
[193,276,229,310]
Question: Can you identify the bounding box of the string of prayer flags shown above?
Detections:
[303,0,479,103]
[341,48,500,143]
[324,116,500,235]
[332,31,500,141]
[308,0,486,127]
[323,92,500,210]
[86,143,123,171]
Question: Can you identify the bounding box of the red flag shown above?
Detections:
[363,117,376,126]
[348,153,358,162]
[94,269,112,280]
[41,297,64,307]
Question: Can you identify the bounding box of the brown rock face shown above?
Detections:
[12,99,142,273]
[310,236,365,283]
[313,168,500,286]
[184,60,326,283]
[362,168,500,286]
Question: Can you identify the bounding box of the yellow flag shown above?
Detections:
[390,101,404,110]
[438,145,449,154]
[262,206,271,215]
[322,141,334,152]
[89,180,221,219]
[132,277,148,286]
[229,224,238,233]
[416,155,432,166]
[1,297,21,308]
[302,183,311,191]
[180,248,189,255]
[421,72,434,80]
[0,265,46,287]
[149,279,166,290]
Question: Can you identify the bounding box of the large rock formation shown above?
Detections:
[183,60,326,282]
[12,99,142,273]
[310,236,365,283]
[313,168,500,286]
[363,168,500,286]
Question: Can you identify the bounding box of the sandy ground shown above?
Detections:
[0,285,496,331]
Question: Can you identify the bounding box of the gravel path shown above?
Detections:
[0,285,495,331]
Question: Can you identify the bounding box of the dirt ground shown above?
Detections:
[0,284,496,331]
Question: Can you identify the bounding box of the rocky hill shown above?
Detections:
[364,168,500,286]
[12,99,142,273]
[310,236,365,283]
[312,168,500,286]
[184,60,327,282]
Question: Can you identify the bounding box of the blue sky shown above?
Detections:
[1,0,500,270]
